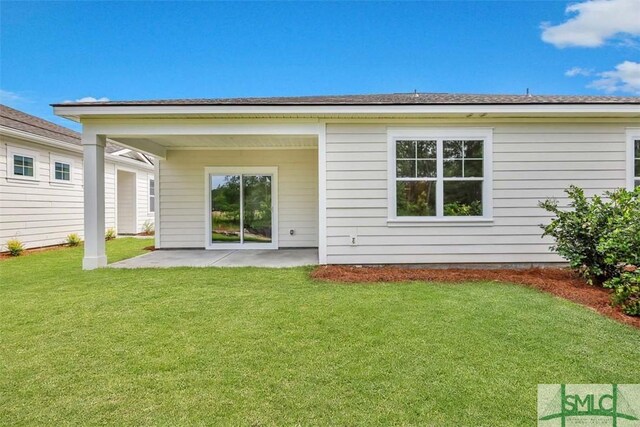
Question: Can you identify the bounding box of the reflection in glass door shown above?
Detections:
[210,173,273,245]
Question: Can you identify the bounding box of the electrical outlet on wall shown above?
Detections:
[349,234,357,246]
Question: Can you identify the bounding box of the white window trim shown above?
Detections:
[204,166,279,250]
[148,177,155,214]
[626,128,640,190]
[7,145,39,181]
[50,154,74,184]
[387,127,493,224]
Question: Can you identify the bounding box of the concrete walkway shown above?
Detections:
[109,248,318,268]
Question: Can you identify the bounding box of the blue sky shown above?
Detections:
[1,0,639,130]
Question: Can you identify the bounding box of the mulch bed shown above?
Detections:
[0,244,69,260]
[311,266,640,329]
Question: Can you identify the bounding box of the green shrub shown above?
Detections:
[66,233,82,247]
[539,186,640,285]
[6,238,24,256]
[105,228,117,241]
[540,186,640,316]
[605,268,640,316]
[142,220,154,236]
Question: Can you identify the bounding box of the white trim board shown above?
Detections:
[627,128,640,190]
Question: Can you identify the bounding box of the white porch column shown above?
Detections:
[82,133,107,270]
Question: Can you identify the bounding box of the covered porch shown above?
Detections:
[59,116,326,270]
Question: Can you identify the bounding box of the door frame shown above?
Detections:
[204,166,279,250]
[116,167,138,235]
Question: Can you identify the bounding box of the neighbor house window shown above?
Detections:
[14,155,34,177]
[388,128,492,220]
[54,162,70,181]
[50,155,73,183]
[628,130,640,190]
[149,179,155,212]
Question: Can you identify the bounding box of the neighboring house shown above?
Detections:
[0,105,155,250]
[52,93,640,269]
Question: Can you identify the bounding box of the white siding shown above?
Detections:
[117,170,137,234]
[158,148,318,248]
[0,135,152,250]
[325,122,635,265]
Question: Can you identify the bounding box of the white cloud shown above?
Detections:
[541,0,640,48]
[565,67,593,77]
[0,89,28,104]
[63,96,110,103]
[588,60,640,94]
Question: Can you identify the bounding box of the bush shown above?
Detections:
[105,228,117,241]
[540,186,640,285]
[66,233,82,247]
[142,220,154,236]
[605,268,640,316]
[540,186,640,316]
[6,238,24,256]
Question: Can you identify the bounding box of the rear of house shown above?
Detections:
[51,93,640,269]
[0,105,155,249]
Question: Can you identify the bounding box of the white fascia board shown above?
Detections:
[54,103,640,119]
[0,125,153,171]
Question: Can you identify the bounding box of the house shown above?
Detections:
[51,93,640,270]
[0,105,155,250]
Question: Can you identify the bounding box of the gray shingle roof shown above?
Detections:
[0,104,131,155]
[52,92,640,106]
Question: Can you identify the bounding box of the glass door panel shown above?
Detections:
[211,175,241,243]
[242,175,272,243]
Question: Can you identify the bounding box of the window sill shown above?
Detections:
[50,180,74,186]
[387,217,494,227]
[6,176,38,184]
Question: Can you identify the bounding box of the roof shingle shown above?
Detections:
[52,92,640,106]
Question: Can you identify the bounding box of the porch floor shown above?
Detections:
[109,248,318,268]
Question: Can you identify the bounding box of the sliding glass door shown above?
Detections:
[208,169,277,248]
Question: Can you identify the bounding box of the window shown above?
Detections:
[14,155,34,177]
[388,128,493,221]
[49,155,73,183]
[7,146,38,181]
[149,179,155,213]
[54,162,71,181]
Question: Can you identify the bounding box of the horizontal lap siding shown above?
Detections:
[159,149,318,248]
[136,171,154,232]
[0,136,146,249]
[325,122,633,265]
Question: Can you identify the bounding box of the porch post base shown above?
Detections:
[83,255,107,270]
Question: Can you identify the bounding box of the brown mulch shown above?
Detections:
[311,265,640,329]
[143,245,156,251]
[0,244,69,260]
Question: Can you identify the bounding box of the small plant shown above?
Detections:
[105,228,117,241]
[6,238,24,256]
[142,220,154,236]
[66,233,82,247]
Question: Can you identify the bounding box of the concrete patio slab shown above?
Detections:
[109,248,318,268]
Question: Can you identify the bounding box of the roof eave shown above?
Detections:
[53,103,640,121]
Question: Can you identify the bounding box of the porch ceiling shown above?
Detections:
[110,134,318,150]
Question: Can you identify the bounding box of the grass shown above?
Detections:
[1,238,639,426]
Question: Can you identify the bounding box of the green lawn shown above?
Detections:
[1,238,639,426]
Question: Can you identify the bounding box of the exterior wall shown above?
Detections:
[0,135,153,249]
[158,148,318,248]
[324,121,635,264]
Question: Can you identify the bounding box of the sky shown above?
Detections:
[1,0,639,130]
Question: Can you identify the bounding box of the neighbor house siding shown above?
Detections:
[158,148,318,248]
[0,135,152,249]
[324,122,632,265]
